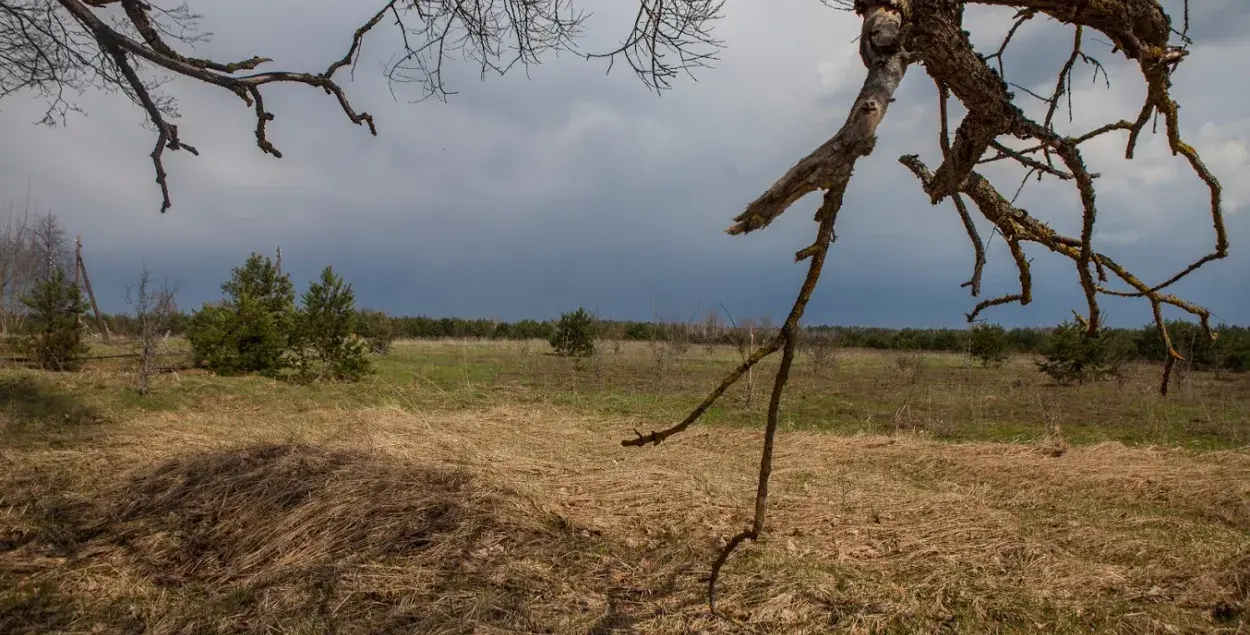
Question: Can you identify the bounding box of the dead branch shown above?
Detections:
[624,1,911,448]
[723,1,910,236]
[51,0,380,212]
[640,0,1224,609]
[624,0,911,610]
[982,8,1034,78]
[935,77,985,296]
[707,192,839,611]
[900,156,1212,395]
[895,0,1222,391]
[584,0,726,92]
[629,0,1225,610]
[5,0,725,213]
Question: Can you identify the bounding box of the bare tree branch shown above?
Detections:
[936,77,985,296]
[723,2,910,235]
[900,155,1213,395]
[584,0,727,91]
[3,0,726,212]
[624,0,911,609]
[126,265,179,396]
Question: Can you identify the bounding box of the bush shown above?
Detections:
[1035,322,1134,385]
[19,268,89,372]
[549,307,597,357]
[969,323,1010,367]
[1222,331,1250,372]
[187,296,289,376]
[624,322,656,341]
[656,321,691,356]
[355,308,397,355]
[798,328,837,375]
[187,253,297,376]
[293,267,372,381]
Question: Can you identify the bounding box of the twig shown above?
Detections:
[899,155,1214,395]
[935,77,985,296]
[708,192,839,611]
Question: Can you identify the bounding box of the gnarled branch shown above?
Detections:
[723,1,909,236]
[623,0,913,610]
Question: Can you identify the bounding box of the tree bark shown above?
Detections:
[725,1,912,236]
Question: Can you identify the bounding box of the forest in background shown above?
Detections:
[0,210,1245,372]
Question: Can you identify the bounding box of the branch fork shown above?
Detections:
[56,0,383,212]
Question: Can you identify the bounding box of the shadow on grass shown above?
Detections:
[0,376,110,449]
[0,581,76,635]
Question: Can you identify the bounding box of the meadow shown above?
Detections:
[2,338,1248,633]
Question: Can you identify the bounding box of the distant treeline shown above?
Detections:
[49,310,1250,372]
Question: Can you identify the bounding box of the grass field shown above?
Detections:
[2,339,1248,633]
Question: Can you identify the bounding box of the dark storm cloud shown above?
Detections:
[0,1,1245,328]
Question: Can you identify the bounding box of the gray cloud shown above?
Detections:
[1,1,1246,328]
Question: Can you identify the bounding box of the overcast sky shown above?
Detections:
[1,0,1246,327]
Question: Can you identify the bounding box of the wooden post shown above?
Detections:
[75,236,111,345]
[73,237,83,330]
[746,324,755,407]
[73,237,82,288]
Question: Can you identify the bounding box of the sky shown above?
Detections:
[1,0,1247,328]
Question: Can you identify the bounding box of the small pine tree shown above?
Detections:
[19,268,89,371]
[186,302,235,371]
[187,253,297,376]
[969,323,1010,367]
[354,308,397,355]
[550,307,597,357]
[187,295,289,376]
[222,253,297,319]
[295,266,372,381]
[1035,321,1133,385]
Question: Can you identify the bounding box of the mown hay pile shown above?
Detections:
[3,442,647,634]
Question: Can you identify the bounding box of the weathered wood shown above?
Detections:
[724,2,912,236]
[74,237,112,345]
[623,0,916,611]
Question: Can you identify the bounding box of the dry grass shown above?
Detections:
[3,396,1249,633]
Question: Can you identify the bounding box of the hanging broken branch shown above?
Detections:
[624,0,913,610]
